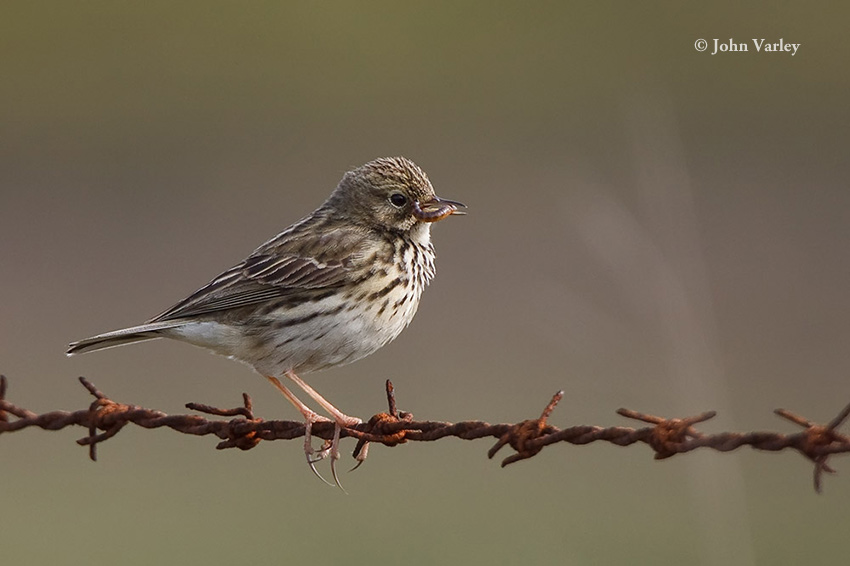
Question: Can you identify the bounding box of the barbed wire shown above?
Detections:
[1,375,848,493]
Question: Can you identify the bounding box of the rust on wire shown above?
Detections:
[774,404,850,493]
[488,389,564,466]
[187,393,262,450]
[1,375,849,493]
[615,408,717,460]
[349,380,415,464]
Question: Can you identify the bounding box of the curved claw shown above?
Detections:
[306,451,334,486]
[349,441,369,472]
[308,438,332,463]
[329,423,348,493]
[303,419,333,486]
[330,463,347,494]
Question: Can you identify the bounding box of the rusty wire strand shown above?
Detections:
[1,375,849,493]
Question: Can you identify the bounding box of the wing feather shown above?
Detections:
[148,224,367,322]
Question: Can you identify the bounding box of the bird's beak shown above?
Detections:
[412,197,467,223]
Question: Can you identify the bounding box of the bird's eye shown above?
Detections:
[389,193,408,208]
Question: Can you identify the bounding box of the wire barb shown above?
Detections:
[188,394,263,451]
[774,402,850,493]
[350,380,414,468]
[1,376,849,493]
[616,408,716,460]
[488,390,563,467]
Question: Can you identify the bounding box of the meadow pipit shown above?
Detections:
[67,156,465,487]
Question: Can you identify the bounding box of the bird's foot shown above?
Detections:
[294,404,363,491]
[302,412,335,486]
[328,414,362,491]
[267,373,363,490]
[350,441,370,472]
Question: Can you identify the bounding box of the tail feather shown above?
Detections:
[67,321,183,355]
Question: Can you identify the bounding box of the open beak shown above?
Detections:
[412,197,467,223]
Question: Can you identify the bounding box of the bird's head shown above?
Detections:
[329,157,466,234]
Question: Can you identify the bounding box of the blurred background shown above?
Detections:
[2,2,848,564]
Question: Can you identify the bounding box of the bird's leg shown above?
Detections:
[264,375,333,486]
[284,370,362,489]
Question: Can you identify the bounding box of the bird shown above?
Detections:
[67,156,465,488]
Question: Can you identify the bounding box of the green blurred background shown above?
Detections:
[2,2,848,564]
